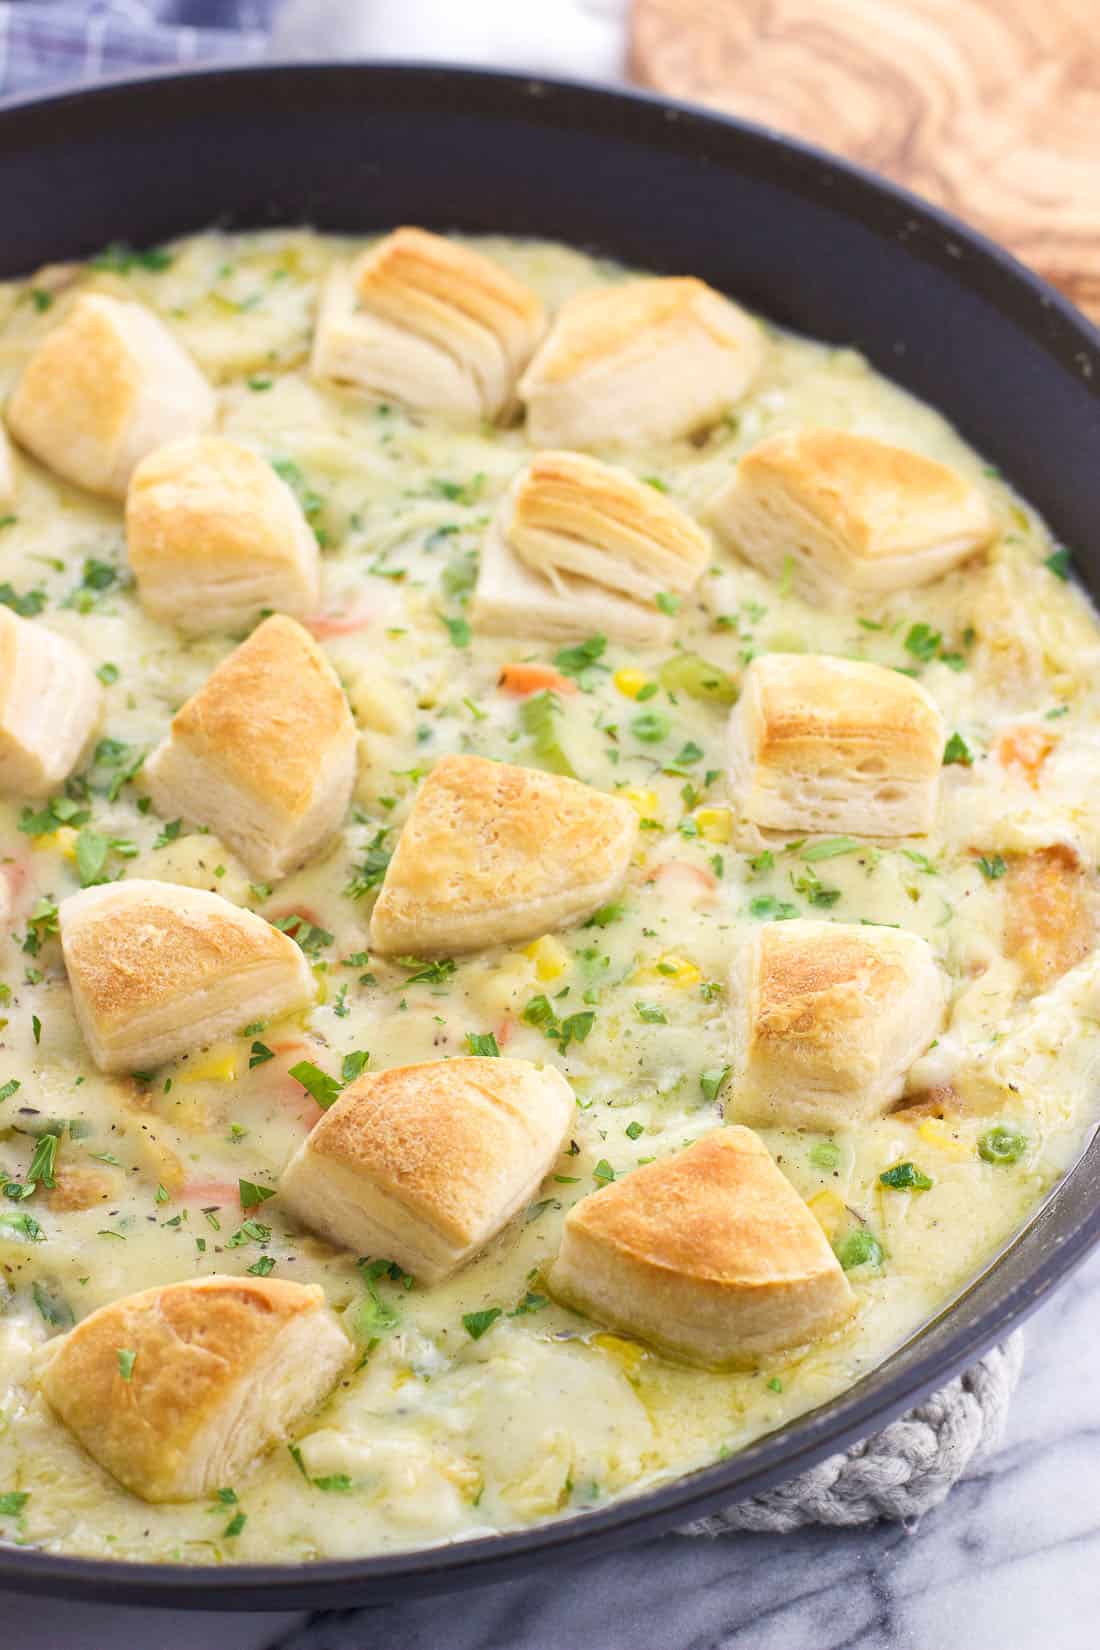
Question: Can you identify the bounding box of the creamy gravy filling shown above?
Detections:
[0,230,1097,1561]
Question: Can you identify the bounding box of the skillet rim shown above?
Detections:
[0,57,1096,1609]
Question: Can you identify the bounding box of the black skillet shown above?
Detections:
[0,60,1097,1611]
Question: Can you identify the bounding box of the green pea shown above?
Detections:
[834,1229,884,1271]
[978,1126,1028,1165]
[631,710,670,743]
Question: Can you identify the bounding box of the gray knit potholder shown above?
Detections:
[681,1331,1024,1534]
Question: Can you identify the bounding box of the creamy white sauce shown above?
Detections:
[0,229,1097,1564]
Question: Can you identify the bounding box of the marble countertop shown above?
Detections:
[6,5,1098,1646]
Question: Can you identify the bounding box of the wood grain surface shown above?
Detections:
[630,0,1100,323]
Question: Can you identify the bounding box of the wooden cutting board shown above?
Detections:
[629,0,1100,323]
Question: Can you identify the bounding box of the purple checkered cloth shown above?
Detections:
[0,0,270,94]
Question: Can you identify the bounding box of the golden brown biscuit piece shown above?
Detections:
[728,653,945,836]
[311,227,545,423]
[40,1275,349,1502]
[708,429,995,602]
[6,293,214,498]
[548,1128,854,1366]
[59,878,314,1073]
[280,1058,575,1283]
[519,277,764,449]
[471,449,710,644]
[369,754,637,955]
[144,614,357,880]
[729,920,945,1129]
[126,436,321,633]
[0,608,102,796]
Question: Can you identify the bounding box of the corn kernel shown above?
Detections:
[593,1332,646,1378]
[694,807,732,844]
[917,1119,971,1159]
[620,787,660,821]
[32,826,78,859]
[178,1044,239,1085]
[808,1189,847,1239]
[613,669,651,700]
[633,951,701,987]
[657,952,701,986]
[523,934,570,982]
[56,826,79,860]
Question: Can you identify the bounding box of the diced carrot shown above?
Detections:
[496,1017,514,1048]
[996,725,1058,789]
[646,860,719,902]
[1,851,31,920]
[498,663,579,697]
[177,1179,240,1206]
[262,1040,326,1127]
[304,602,375,638]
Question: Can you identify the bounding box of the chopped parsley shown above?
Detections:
[344,829,393,899]
[904,622,942,662]
[700,1067,730,1103]
[553,634,607,681]
[634,1001,668,1024]
[748,895,799,921]
[1045,547,1072,580]
[287,1061,344,1110]
[248,1041,275,1068]
[341,1049,370,1083]
[226,1220,272,1249]
[521,995,595,1052]
[0,582,46,618]
[879,1162,933,1192]
[801,837,861,862]
[116,1348,137,1381]
[943,732,974,766]
[462,1307,502,1340]
[273,914,333,956]
[790,866,841,908]
[400,957,456,986]
[239,1180,277,1209]
[466,1032,500,1057]
[90,241,173,273]
[31,1280,73,1330]
[593,1159,615,1186]
[977,854,1007,880]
